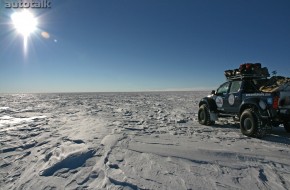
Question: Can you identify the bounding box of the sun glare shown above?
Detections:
[11,10,38,37]
[11,10,38,55]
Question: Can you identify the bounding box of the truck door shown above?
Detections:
[215,82,231,112]
[226,80,242,113]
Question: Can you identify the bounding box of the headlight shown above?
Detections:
[259,100,267,110]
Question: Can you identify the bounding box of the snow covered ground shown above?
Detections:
[0,92,289,190]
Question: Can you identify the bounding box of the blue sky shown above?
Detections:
[0,0,290,93]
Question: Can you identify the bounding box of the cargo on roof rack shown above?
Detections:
[224,63,269,80]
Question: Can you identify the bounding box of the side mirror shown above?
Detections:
[211,90,216,95]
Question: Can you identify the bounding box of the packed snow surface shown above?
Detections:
[0,92,289,190]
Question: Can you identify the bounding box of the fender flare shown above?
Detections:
[239,98,262,116]
[199,97,217,112]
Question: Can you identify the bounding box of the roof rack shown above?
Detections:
[226,73,270,81]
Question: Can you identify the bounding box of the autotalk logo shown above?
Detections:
[4,0,51,8]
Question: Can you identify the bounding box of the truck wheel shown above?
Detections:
[240,108,264,137]
[198,104,214,125]
[284,122,290,133]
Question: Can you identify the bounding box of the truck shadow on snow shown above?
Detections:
[210,123,290,145]
[264,127,290,145]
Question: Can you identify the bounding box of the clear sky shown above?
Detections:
[0,0,290,93]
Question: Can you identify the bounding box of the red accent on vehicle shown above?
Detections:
[273,96,279,109]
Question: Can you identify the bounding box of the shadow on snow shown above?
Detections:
[208,123,290,145]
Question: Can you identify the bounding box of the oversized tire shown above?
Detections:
[240,108,265,138]
[198,104,215,125]
[284,121,290,133]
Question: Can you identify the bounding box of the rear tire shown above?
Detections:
[284,122,290,133]
[198,104,215,125]
[240,108,265,138]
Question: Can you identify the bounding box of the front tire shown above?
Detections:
[284,121,290,133]
[240,108,265,138]
[198,104,214,125]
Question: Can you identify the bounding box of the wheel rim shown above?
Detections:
[244,118,253,131]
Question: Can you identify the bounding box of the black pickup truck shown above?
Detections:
[198,63,290,138]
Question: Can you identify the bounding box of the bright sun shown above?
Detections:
[11,10,38,54]
[11,10,38,37]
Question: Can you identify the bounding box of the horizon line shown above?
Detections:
[0,89,212,94]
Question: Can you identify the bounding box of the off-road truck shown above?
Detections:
[198,63,290,137]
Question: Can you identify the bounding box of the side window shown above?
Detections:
[216,82,230,94]
[229,81,242,93]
